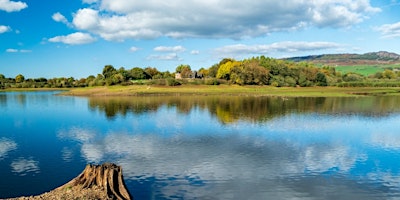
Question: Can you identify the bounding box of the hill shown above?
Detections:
[283,51,400,66]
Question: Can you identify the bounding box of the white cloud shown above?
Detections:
[82,0,98,4]
[129,46,139,52]
[214,41,342,57]
[375,22,400,38]
[66,0,379,41]
[6,48,31,53]
[154,45,186,52]
[48,32,96,45]
[0,25,10,33]
[0,0,27,12]
[6,48,18,53]
[52,12,68,24]
[147,53,182,61]
[190,50,200,55]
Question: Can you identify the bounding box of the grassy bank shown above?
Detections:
[59,85,400,97]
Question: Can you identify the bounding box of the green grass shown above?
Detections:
[61,85,400,97]
[335,64,400,76]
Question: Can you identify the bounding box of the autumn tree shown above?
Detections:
[15,74,25,83]
[216,60,240,80]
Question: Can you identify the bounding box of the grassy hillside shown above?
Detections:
[284,51,400,76]
[333,64,400,76]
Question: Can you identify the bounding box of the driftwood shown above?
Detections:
[57,163,132,200]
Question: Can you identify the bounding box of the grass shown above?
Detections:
[335,64,400,76]
[60,85,400,97]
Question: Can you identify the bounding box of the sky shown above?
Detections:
[0,0,400,78]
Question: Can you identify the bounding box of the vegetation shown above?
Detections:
[1,54,400,90]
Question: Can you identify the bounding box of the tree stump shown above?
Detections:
[58,163,132,200]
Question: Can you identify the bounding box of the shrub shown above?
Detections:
[166,78,181,86]
[204,78,220,85]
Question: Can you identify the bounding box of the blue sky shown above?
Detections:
[0,0,400,78]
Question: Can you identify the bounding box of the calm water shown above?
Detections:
[1,91,400,199]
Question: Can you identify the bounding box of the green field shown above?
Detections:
[334,64,400,76]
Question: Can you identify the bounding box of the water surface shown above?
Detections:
[1,92,400,199]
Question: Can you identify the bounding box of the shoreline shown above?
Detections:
[61,85,400,97]
[3,85,400,97]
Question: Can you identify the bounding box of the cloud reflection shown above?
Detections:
[57,117,400,200]
[60,126,377,199]
[10,158,40,176]
[0,138,17,160]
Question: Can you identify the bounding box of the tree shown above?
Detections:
[15,74,25,83]
[129,67,147,80]
[102,65,117,79]
[117,67,129,81]
[230,61,269,85]
[382,69,396,79]
[175,64,191,73]
[216,61,240,80]
[144,67,160,79]
[316,72,328,86]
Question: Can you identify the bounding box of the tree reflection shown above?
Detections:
[0,94,6,107]
[88,95,400,123]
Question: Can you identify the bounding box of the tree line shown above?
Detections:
[2,56,400,89]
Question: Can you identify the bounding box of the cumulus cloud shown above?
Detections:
[154,45,186,52]
[0,25,10,33]
[0,0,27,12]
[375,22,400,38]
[214,41,342,57]
[66,0,380,41]
[48,32,96,45]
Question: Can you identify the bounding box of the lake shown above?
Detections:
[1,91,400,199]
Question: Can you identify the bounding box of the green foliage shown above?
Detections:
[129,67,148,80]
[342,73,364,82]
[204,78,221,85]
[165,78,181,86]
[3,55,400,89]
[144,67,160,78]
[102,65,117,79]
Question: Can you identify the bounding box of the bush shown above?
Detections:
[204,78,220,85]
[166,78,181,86]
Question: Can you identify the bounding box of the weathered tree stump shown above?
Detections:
[58,163,132,200]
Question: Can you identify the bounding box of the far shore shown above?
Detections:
[59,85,400,97]
[3,85,400,97]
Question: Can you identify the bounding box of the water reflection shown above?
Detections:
[88,96,400,123]
[3,92,400,199]
[10,157,40,176]
[0,138,17,160]
[58,111,400,199]
[0,93,6,107]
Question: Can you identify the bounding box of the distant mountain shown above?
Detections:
[283,51,400,65]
